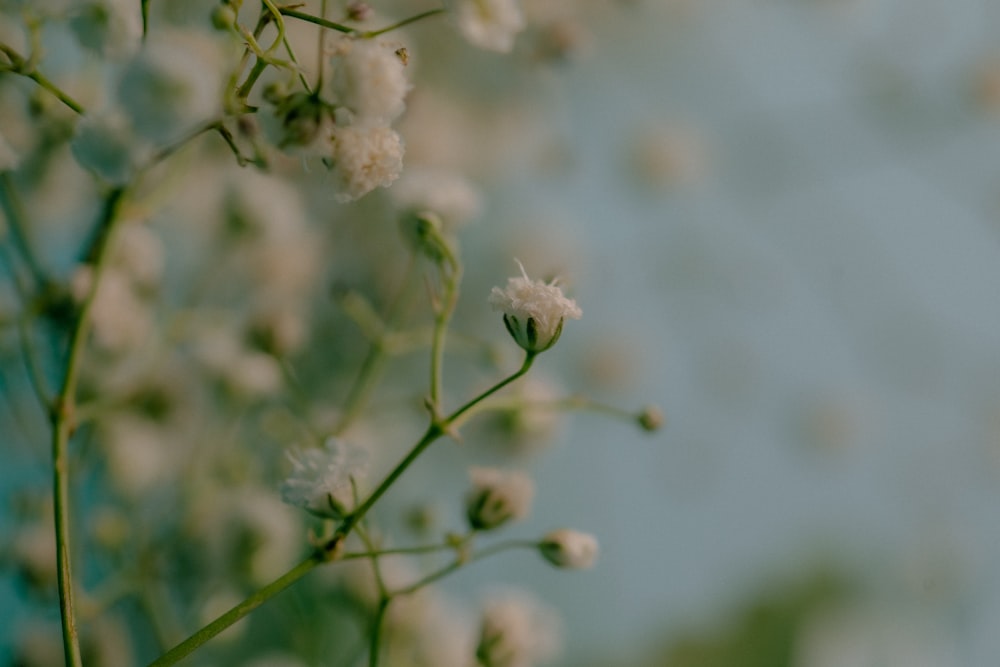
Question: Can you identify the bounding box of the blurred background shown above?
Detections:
[5,0,1000,665]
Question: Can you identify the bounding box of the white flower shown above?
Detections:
[538,529,599,569]
[280,438,367,519]
[330,123,404,202]
[476,589,562,667]
[69,0,142,61]
[329,37,410,123]
[456,0,526,53]
[465,466,534,531]
[489,260,581,354]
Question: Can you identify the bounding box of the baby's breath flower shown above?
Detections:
[280,438,367,519]
[489,260,581,354]
[476,589,562,667]
[538,529,598,570]
[329,123,405,202]
[456,0,526,53]
[329,37,411,123]
[465,466,534,531]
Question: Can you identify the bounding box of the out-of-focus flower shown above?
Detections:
[118,30,226,144]
[329,123,405,202]
[69,0,142,61]
[71,112,143,184]
[539,529,598,569]
[455,0,526,53]
[0,128,21,171]
[329,37,411,123]
[390,168,482,229]
[465,466,534,531]
[476,589,562,667]
[489,261,581,354]
[71,265,153,353]
[280,438,368,519]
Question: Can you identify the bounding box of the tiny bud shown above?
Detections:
[262,81,288,106]
[465,467,534,532]
[346,1,373,21]
[539,529,599,569]
[637,405,664,432]
[398,210,453,263]
[395,47,409,66]
[236,114,259,138]
[211,4,237,31]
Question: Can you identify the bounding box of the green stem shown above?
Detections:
[146,556,321,667]
[368,597,391,667]
[362,8,447,38]
[279,8,354,34]
[51,187,127,667]
[446,352,535,425]
[27,69,84,114]
[341,542,452,560]
[429,263,462,411]
[237,58,269,99]
[392,539,539,597]
[0,172,48,286]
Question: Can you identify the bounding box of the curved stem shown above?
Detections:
[362,8,447,38]
[146,556,321,667]
[445,352,535,424]
[392,539,539,597]
[279,8,355,34]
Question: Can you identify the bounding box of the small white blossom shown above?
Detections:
[489,260,581,354]
[465,466,534,531]
[456,0,526,53]
[538,529,598,569]
[280,438,367,519]
[329,37,410,123]
[330,123,405,202]
[476,589,562,667]
[69,0,143,61]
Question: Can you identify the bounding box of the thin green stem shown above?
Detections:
[392,539,539,597]
[341,542,453,560]
[429,263,462,412]
[279,8,354,34]
[452,393,636,430]
[333,254,418,435]
[0,172,48,286]
[146,556,321,667]
[141,0,151,38]
[237,58,269,99]
[368,597,391,667]
[51,186,127,667]
[446,352,535,425]
[26,69,84,114]
[362,8,447,38]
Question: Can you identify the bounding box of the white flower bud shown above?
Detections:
[488,260,581,354]
[476,589,562,667]
[456,0,526,54]
[539,529,599,569]
[465,466,534,531]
